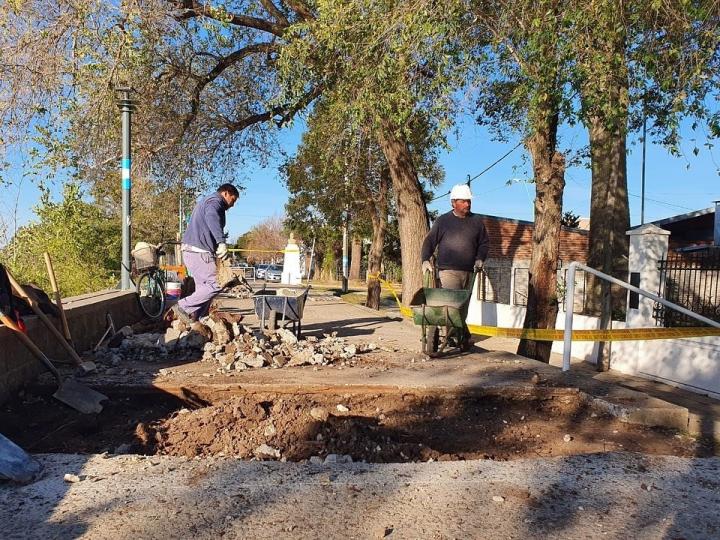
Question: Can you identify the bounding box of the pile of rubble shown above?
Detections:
[221,281,254,299]
[202,316,376,372]
[90,314,379,373]
[91,320,210,369]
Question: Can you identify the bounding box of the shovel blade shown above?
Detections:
[54,379,108,415]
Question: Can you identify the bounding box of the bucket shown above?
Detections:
[166,281,182,300]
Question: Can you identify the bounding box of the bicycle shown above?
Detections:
[131,242,183,319]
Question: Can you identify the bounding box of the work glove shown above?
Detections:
[215,242,229,261]
[474,259,484,272]
[421,260,433,275]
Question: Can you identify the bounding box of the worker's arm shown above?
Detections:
[475,221,490,263]
[204,197,227,246]
[421,218,442,263]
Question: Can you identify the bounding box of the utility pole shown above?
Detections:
[342,207,349,293]
[641,109,647,225]
[116,88,137,290]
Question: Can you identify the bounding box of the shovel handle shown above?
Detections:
[5,269,84,368]
[43,253,74,345]
[0,314,61,383]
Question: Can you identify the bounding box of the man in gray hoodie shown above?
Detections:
[168,183,239,323]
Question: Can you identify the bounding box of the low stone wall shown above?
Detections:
[0,290,141,405]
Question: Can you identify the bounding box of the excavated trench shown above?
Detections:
[1,386,710,461]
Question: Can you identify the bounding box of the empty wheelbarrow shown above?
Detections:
[253,286,310,338]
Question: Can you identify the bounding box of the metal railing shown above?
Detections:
[562,262,720,372]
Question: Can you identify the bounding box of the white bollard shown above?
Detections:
[281,233,302,285]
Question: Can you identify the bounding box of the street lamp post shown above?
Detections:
[115,88,137,290]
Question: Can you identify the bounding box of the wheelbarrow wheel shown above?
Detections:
[423,325,439,355]
[267,310,278,331]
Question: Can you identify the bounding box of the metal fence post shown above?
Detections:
[563,262,577,371]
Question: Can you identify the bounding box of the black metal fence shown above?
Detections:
[655,248,720,327]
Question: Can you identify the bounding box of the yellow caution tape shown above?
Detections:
[367,273,413,318]
[367,273,720,342]
[467,324,720,341]
[228,248,285,254]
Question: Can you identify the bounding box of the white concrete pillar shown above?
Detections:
[281,233,302,285]
[626,224,670,326]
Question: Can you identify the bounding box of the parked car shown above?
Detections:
[255,263,270,279]
[265,265,283,282]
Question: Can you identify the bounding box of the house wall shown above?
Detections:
[468,224,720,399]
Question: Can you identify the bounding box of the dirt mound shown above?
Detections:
[139,392,704,463]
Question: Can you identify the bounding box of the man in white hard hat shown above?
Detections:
[421,183,489,346]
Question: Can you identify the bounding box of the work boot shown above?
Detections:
[165,304,193,325]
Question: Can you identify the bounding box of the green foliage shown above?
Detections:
[0,182,121,296]
[277,0,472,145]
[560,210,580,228]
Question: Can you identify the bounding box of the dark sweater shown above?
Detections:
[182,192,228,252]
[421,211,490,272]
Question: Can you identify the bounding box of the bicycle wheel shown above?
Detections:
[137,271,165,319]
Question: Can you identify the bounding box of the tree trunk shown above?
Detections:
[517,120,566,363]
[349,235,362,280]
[377,121,429,304]
[581,20,630,371]
[366,168,390,310]
[586,116,629,370]
[586,117,630,312]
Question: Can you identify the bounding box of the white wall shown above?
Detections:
[467,278,720,399]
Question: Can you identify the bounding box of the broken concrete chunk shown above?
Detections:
[310,407,329,422]
[277,328,298,344]
[254,444,281,460]
[183,330,208,349]
[242,355,265,368]
[264,423,277,438]
[336,404,350,413]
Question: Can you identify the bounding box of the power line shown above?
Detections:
[429,141,524,202]
[628,192,693,211]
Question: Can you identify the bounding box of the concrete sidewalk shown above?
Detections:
[3,453,719,539]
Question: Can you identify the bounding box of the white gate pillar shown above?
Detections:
[626,224,670,326]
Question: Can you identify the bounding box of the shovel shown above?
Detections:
[43,252,75,351]
[5,269,96,374]
[0,311,107,414]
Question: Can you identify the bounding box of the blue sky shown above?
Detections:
[4,114,719,244]
[227,115,719,240]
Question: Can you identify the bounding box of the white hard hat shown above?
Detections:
[449,184,473,200]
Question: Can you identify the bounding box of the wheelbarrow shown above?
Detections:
[410,270,477,356]
[253,286,310,338]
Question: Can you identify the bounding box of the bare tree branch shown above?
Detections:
[283,0,315,22]
[259,0,289,26]
[182,42,278,133]
[173,0,289,37]
[225,83,324,131]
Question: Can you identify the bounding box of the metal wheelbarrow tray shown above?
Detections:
[410,274,475,356]
[253,286,310,338]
